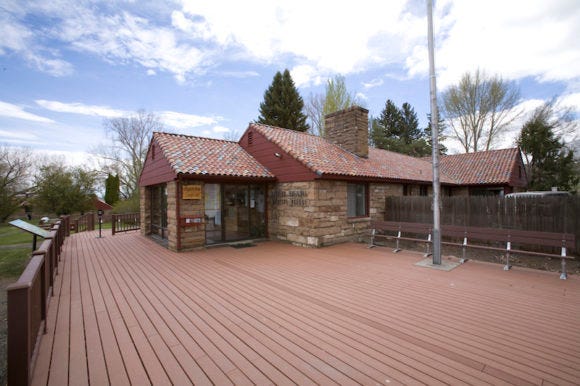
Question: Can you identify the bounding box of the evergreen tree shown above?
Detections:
[371,100,431,157]
[257,69,309,132]
[105,173,120,205]
[424,112,448,155]
[517,102,578,191]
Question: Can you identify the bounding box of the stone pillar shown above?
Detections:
[324,106,369,158]
[139,186,151,236]
[178,180,205,250]
[166,181,178,251]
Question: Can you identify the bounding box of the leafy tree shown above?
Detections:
[306,75,358,137]
[257,69,309,132]
[95,110,162,199]
[371,100,431,157]
[33,161,97,215]
[442,69,520,152]
[104,173,120,205]
[0,145,32,222]
[517,102,579,191]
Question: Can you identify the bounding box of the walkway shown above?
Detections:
[32,231,580,385]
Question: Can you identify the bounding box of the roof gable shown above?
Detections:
[249,123,456,184]
[151,132,274,179]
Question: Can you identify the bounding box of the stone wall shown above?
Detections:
[166,181,178,250]
[270,180,373,247]
[178,180,205,250]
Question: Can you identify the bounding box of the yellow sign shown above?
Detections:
[182,185,202,200]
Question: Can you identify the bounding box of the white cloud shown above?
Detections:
[355,92,368,101]
[408,0,580,89]
[36,100,128,118]
[158,111,221,130]
[290,65,325,88]
[3,0,578,92]
[212,125,230,133]
[0,129,39,142]
[0,101,54,123]
[362,78,384,89]
[558,92,580,114]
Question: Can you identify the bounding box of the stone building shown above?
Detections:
[139,106,527,250]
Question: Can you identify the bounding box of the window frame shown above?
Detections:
[346,182,369,218]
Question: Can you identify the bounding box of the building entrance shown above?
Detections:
[204,183,266,244]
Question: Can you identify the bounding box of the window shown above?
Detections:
[347,183,367,217]
[419,185,428,196]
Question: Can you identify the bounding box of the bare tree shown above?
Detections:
[305,92,325,136]
[442,69,521,152]
[0,144,32,221]
[94,110,163,198]
[305,75,359,137]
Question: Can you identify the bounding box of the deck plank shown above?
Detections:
[30,231,580,386]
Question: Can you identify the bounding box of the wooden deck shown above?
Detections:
[32,231,580,385]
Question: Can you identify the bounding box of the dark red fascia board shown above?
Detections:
[315,173,457,186]
[177,173,276,183]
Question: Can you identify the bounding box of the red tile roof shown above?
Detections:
[153,132,274,179]
[250,124,457,184]
[436,148,524,185]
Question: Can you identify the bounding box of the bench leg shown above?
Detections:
[423,233,432,258]
[368,229,376,249]
[503,252,511,271]
[560,258,567,280]
[503,242,511,271]
[393,232,401,253]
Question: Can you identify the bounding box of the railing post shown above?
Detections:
[112,214,117,236]
[7,283,31,386]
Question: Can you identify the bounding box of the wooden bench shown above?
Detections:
[369,221,433,256]
[369,221,576,280]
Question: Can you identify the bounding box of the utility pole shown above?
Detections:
[427,0,441,265]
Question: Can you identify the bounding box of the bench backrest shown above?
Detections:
[372,221,575,251]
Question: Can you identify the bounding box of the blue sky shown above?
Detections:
[1,0,579,165]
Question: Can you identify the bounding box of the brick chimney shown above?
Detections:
[324,106,369,158]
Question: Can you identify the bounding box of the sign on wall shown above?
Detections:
[182,185,202,200]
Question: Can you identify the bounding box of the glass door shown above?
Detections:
[151,184,168,239]
[223,184,250,241]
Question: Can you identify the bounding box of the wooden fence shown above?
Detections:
[6,215,70,386]
[385,196,579,251]
[111,213,140,235]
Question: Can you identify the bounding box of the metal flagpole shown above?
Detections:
[427,0,441,265]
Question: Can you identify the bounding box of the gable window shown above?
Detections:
[347,183,367,217]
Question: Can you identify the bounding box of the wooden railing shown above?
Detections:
[7,215,70,386]
[112,213,140,235]
[72,212,95,233]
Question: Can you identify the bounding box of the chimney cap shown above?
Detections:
[324,105,369,119]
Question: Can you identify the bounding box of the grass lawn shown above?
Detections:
[0,223,35,246]
[0,248,31,279]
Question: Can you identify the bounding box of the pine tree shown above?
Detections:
[425,112,448,155]
[371,100,431,157]
[257,69,309,132]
